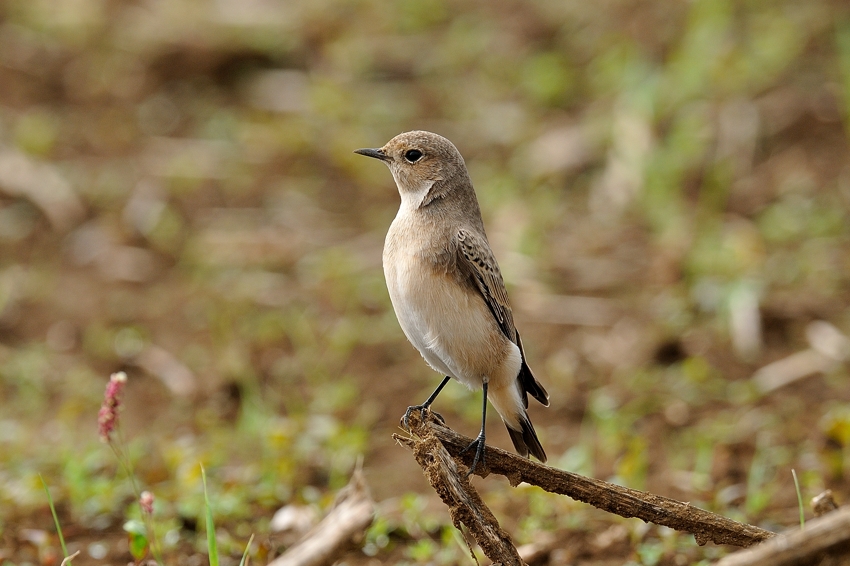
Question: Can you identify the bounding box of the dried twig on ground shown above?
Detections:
[59,550,81,566]
[0,148,85,231]
[713,505,850,566]
[394,410,774,551]
[752,321,850,393]
[268,465,374,566]
[516,532,558,564]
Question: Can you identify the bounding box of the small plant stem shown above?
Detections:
[60,550,81,566]
[39,474,71,565]
[109,436,164,565]
[239,533,255,566]
[792,469,805,529]
[202,465,220,566]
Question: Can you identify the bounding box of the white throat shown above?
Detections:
[393,175,435,212]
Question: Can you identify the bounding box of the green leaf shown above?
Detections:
[202,465,219,566]
[124,520,149,561]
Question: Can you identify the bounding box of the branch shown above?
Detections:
[713,506,850,566]
[394,411,774,550]
[404,432,524,565]
[713,493,850,566]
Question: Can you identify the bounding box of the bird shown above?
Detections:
[354,130,549,473]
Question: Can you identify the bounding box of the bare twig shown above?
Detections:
[713,506,850,566]
[752,321,850,393]
[268,465,374,566]
[60,550,81,566]
[394,411,774,550]
[516,532,557,564]
[0,148,85,232]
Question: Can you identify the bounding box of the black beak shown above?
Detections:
[354,148,389,161]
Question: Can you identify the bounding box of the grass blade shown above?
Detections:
[201,465,219,566]
[60,550,81,566]
[39,474,71,565]
[239,533,254,566]
[792,469,805,529]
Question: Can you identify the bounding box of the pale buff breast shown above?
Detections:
[383,215,521,392]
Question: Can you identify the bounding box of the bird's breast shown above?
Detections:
[383,213,515,388]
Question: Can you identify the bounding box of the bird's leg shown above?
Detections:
[460,379,488,476]
[402,375,451,430]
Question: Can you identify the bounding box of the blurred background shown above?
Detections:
[1,0,850,564]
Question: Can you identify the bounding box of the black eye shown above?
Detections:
[404,149,423,163]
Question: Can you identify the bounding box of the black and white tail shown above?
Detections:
[507,331,549,462]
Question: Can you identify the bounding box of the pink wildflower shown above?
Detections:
[140,491,154,515]
[97,371,127,442]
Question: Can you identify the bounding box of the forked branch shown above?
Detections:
[394,410,774,564]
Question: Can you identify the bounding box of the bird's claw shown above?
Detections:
[460,433,486,476]
[401,404,424,430]
[401,404,445,430]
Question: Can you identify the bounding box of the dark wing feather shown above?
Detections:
[455,229,516,341]
[515,329,549,407]
[455,229,549,407]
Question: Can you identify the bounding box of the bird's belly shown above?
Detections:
[386,263,512,390]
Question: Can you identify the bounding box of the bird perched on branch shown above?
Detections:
[355,131,549,473]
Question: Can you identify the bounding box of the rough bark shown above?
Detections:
[395,410,774,557]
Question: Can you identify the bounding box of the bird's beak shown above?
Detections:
[354,147,389,161]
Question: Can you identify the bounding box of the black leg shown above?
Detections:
[402,375,451,430]
[460,380,488,476]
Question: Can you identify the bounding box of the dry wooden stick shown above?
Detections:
[395,411,774,549]
[268,465,374,566]
[713,505,850,566]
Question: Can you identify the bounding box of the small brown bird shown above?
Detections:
[355,131,549,472]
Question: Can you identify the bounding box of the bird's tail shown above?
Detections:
[505,414,547,463]
[489,381,547,463]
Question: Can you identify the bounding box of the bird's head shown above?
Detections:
[355,130,469,208]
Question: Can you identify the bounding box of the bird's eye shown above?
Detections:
[404,149,423,163]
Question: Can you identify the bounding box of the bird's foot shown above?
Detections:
[460,432,486,476]
[401,404,444,430]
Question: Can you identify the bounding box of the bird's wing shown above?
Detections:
[454,228,550,407]
[455,228,517,343]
